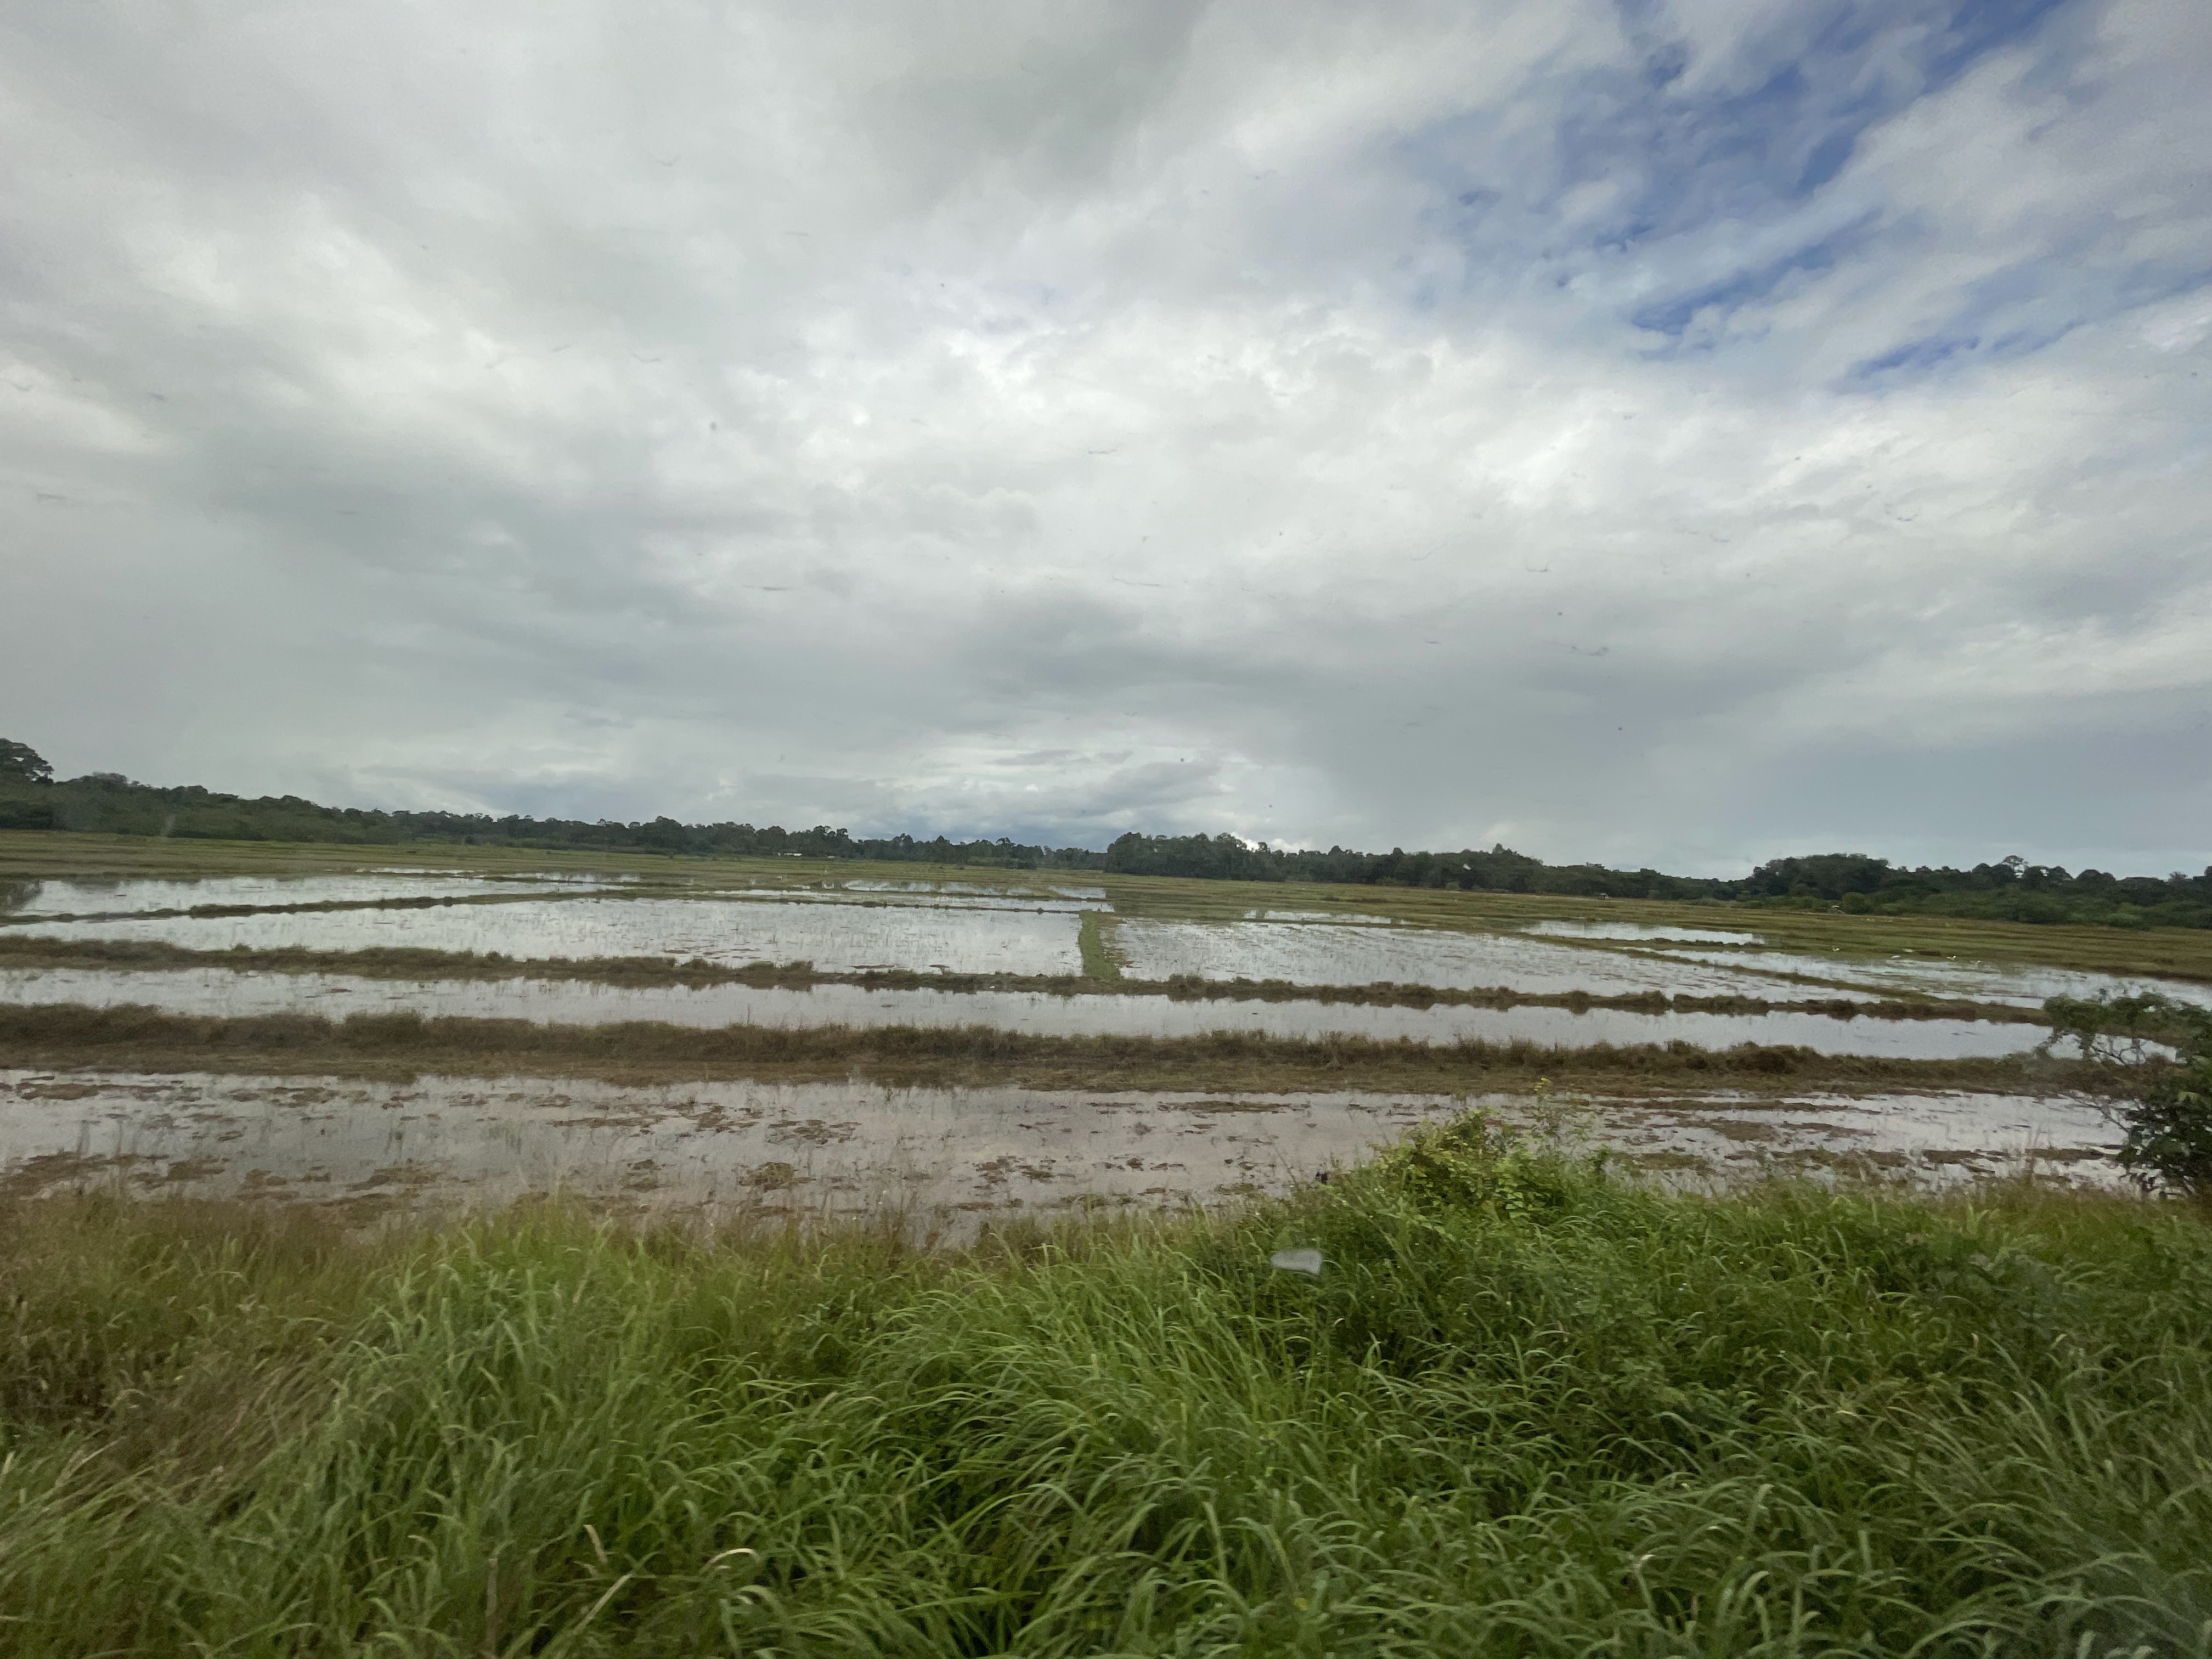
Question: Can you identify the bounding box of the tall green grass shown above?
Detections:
[2,1125,2208,1655]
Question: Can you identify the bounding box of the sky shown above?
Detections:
[2,0,2208,876]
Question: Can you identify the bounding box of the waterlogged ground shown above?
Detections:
[10,864,2203,1017]
[0,872,611,917]
[11,858,2209,1129]
[1523,921,1765,944]
[840,878,1108,905]
[1115,918,1880,999]
[0,967,2043,1057]
[1647,946,2212,1010]
[1,857,2180,1229]
[10,895,1090,975]
[0,1070,2127,1230]
[0,872,1104,918]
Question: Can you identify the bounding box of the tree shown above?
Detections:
[1739,853,1892,900]
[2045,992,2212,1199]
[0,738,52,784]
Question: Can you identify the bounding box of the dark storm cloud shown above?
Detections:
[2,0,2206,873]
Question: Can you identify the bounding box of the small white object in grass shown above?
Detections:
[1271,1248,1324,1276]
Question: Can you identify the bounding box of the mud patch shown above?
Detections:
[0,1070,2130,1234]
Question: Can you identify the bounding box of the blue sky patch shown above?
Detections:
[1400,0,2095,386]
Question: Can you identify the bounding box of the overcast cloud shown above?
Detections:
[2,0,2207,873]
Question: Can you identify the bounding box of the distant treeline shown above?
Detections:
[1096,834,2212,929]
[3,739,2207,928]
[0,766,1100,871]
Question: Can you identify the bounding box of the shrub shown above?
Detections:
[2046,991,2212,1199]
[2122,1060,2212,1199]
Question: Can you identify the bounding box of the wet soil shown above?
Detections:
[0,1070,2126,1235]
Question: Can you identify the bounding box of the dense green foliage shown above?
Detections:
[1736,853,2212,930]
[1099,836,2212,927]
[1103,832,1659,894]
[4,736,2206,926]
[3,1133,2210,1655]
[0,738,50,784]
[2125,1066,2212,1201]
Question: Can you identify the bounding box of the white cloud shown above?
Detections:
[0,0,2205,874]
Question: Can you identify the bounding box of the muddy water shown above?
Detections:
[1654,948,2212,1010]
[1589,1090,2126,1189]
[0,967,2041,1057]
[11,896,1088,975]
[0,1071,2126,1232]
[1114,919,1881,1000]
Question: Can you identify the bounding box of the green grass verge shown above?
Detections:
[2,1125,2209,1654]
[1077,910,1122,981]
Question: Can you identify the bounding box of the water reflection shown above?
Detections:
[1656,948,2212,1010]
[840,879,1108,902]
[1,873,586,918]
[10,896,1089,975]
[1115,918,1878,1000]
[1525,920,1762,944]
[1240,910,1400,925]
[0,966,2039,1057]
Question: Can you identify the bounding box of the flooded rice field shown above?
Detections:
[0,872,605,918]
[12,870,2197,1018]
[0,967,2042,1057]
[0,1070,2128,1231]
[1,869,2153,1228]
[1651,948,2212,1010]
[1523,920,1764,944]
[10,896,1088,975]
[838,879,1107,906]
[664,884,1107,914]
[1112,919,1883,1000]
[1240,909,1401,925]
[14,868,2204,1075]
